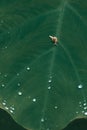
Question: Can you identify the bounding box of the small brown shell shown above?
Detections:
[49,35,58,44]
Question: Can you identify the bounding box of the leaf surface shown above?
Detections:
[0,0,87,130]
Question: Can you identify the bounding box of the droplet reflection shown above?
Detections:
[26,67,30,71]
[84,112,87,115]
[18,91,22,96]
[41,118,44,122]
[77,84,83,89]
[54,106,58,109]
[1,84,5,87]
[5,107,9,110]
[32,98,36,102]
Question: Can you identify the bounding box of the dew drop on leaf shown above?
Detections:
[10,110,14,113]
[83,103,86,106]
[84,99,86,102]
[76,111,79,114]
[82,111,84,113]
[79,101,82,104]
[4,74,8,78]
[84,107,87,110]
[32,98,36,102]
[41,118,44,122]
[5,106,9,110]
[77,84,83,89]
[84,112,87,115]
[10,106,15,111]
[48,86,51,90]
[79,104,82,107]
[54,106,58,109]
[3,100,6,102]
[17,83,21,86]
[48,79,52,83]
[5,46,7,49]
[17,73,20,76]
[26,67,30,71]
[18,91,22,96]
[1,84,5,87]
[2,102,6,106]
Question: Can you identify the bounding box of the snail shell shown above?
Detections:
[49,35,58,44]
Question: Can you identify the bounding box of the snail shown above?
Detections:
[49,35,58,45]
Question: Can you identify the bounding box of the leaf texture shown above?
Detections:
[0,0,87,130]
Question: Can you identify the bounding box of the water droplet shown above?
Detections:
[79,104,82,107]
[5,46,7,49]
[48,86,51,90]
[77,84,83,89]
[76,111,79,114]
[1,84,5,87]
[84,99,86,102]
[2,102,6,105]
[54,106,58,109]
[49,76,52,79]
[82,111,84,113]
[10,106,15,111]
[48,79,52,83]
[84,112,87,115]
[84,107,87,110]
[17,83,21,86]
[5,107,9,110]
[10,110,14,113]
[17,73,19,76]
[4,74,8,77]
[3,100,6,102]
[41,118,44,122]
[32,98,36,102]
[26,67,30,71]
[79,101,82,104]
[83,103,86,106]
[18,91,22,96]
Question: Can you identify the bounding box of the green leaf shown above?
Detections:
[0,0,87,130]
